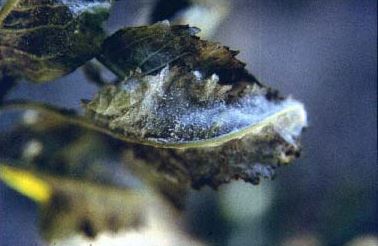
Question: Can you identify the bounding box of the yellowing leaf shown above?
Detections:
[0,164,52,203]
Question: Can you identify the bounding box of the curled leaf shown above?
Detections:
[0,0,112,82]
[1,89,306,189]
[84,66,300,146]
[85,66,306,187]
[91,23,307,187]
[1,23,307,188]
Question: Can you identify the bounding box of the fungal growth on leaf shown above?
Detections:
[0,0,111,82]
[84,22,307,188]
[0,1,309,243]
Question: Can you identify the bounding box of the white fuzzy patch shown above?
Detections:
[59,0,111,15]
[175,95,307,142]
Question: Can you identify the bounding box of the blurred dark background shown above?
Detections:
[1,0,377,245]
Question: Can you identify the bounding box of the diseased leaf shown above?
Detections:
[0,23,307,188]
[98,21,255,84]
[91,23,307,188]
[2,81,306,190]
[84,66,306,188]
[0,0,112,82]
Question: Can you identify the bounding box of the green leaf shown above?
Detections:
[0,0,112,82]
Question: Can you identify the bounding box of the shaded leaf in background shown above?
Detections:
[0,114,170,241]
[0,164,157,241]
[0,114,200,243]
[0,0,112,82]
[0,113,132,187]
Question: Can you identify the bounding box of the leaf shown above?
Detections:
[0,0,112,82]
[0,23,307,188]
[0,164,154,241]
[0,113,166,240]
[92,23,308,187]
[0,112,139,186]
[1,73,307,189]
[85,66,307,188]
[98,21,255,84]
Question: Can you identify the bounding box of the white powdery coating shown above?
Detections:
[132,67,307,143]
[173,95,307,142]
[272,98,307,144]
[192,70,203,80]
[59,0,111,15]
[91,67,307,143]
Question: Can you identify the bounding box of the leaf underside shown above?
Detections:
[87,22,308,188]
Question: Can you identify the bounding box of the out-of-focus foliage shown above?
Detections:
[0,165,145,240]
[0,0,111,82]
